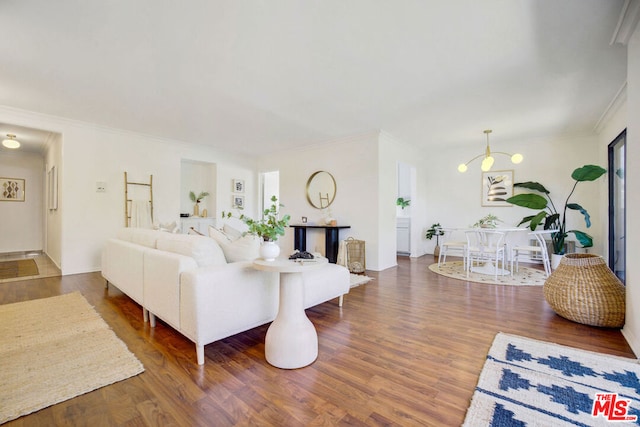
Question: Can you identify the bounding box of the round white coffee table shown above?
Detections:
[252,257,328,369]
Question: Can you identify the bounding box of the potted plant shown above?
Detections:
[426,223,445,259]
[471,214,502,229]
[506,164,606,268]
[222,195,291,261]
[189,191,209,217]
[396,197,411,210]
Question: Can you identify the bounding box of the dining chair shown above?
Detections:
[510,230,553,277]
[437,228,467,269]
[465,230,507,280]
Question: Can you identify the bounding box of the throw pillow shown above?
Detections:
[154,221,179,233]
[187,227,205,236]
[221,234,261,263]
[208,225,260,262]
[156,234,227,267]
[209,225,234,245]
[223,224,243,240]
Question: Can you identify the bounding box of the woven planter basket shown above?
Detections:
[543,253,625,328]
[345,237,366,274]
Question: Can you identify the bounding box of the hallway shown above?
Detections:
[0,252,61,284]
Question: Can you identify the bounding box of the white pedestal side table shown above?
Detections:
[252,257,328,369]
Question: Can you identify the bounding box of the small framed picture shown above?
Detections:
[0,177,25,202]
[233,195,245,209]
[481,170,514,207]
[233,179,244,193]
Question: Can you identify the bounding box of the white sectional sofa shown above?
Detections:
[102,227,350,364]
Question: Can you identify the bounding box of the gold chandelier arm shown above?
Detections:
[461,153,486,166]
[461,151,513,166]
[458,129,523,172]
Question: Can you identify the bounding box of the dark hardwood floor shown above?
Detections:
[1,256,634,426]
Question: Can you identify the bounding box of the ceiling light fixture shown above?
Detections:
[2,134,21,149]
[457,130,523,173]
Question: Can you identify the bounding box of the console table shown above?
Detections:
[290,225,351,263]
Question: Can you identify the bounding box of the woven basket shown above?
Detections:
[345,237,366,274]
[543,253,625,328]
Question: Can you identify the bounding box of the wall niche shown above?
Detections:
[180,159,216,222]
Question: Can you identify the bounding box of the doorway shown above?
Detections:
[396,161,416,257]
[261,171,280,216]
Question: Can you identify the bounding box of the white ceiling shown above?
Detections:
[0,0,628,156]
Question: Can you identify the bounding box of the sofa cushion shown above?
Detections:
[116,227,161,248]
[156,234,226,267]
[209,226,261,262]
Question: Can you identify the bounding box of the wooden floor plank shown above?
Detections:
[0,255,634,426]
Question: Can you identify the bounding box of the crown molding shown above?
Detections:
[611,0,640,45]
[594,81,627,134]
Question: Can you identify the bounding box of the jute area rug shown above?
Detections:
[0,292,144,424]
[429,260,547,286]
[0,259,39,280]
[464,333,640,426]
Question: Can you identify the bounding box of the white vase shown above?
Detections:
[551,253,563,270]
[260,241,280,261]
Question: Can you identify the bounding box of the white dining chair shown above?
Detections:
[438,228,467,269]
[465,230,507,280]
[510,230,553,277]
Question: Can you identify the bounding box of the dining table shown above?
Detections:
[444,227,530,276]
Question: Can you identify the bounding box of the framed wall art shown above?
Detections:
[0,177,25,202]
[233,179,244,193]
[481,170,513,207]
[233,195,245,209]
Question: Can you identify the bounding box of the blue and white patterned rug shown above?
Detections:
[464,333,640,426]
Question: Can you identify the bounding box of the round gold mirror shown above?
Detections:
[306,171,337,209]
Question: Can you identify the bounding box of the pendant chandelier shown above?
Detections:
[457,130,523,173]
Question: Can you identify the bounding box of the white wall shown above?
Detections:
[379,132,429,263]
[622,26,640,356]
[180,160,216,216]
[45,132,63,268]
[422,133,605,256]
[264,128,550,271]
[0,150,44,253]
[258,131,428,271]
[258,132,381,267]
[0,106,258,274]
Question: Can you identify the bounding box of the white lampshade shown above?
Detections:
[481,156,494,172]
[457,163,468,173]
[511,153,524,164]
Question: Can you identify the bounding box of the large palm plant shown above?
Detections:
[506,164,606,255]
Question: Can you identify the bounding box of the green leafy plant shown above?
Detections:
[472,214,502,228]
[189,191,209,203]
[396,197,411,209]
[222,195,291,242]
[426,223,445,246]
[506,164,606,254]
